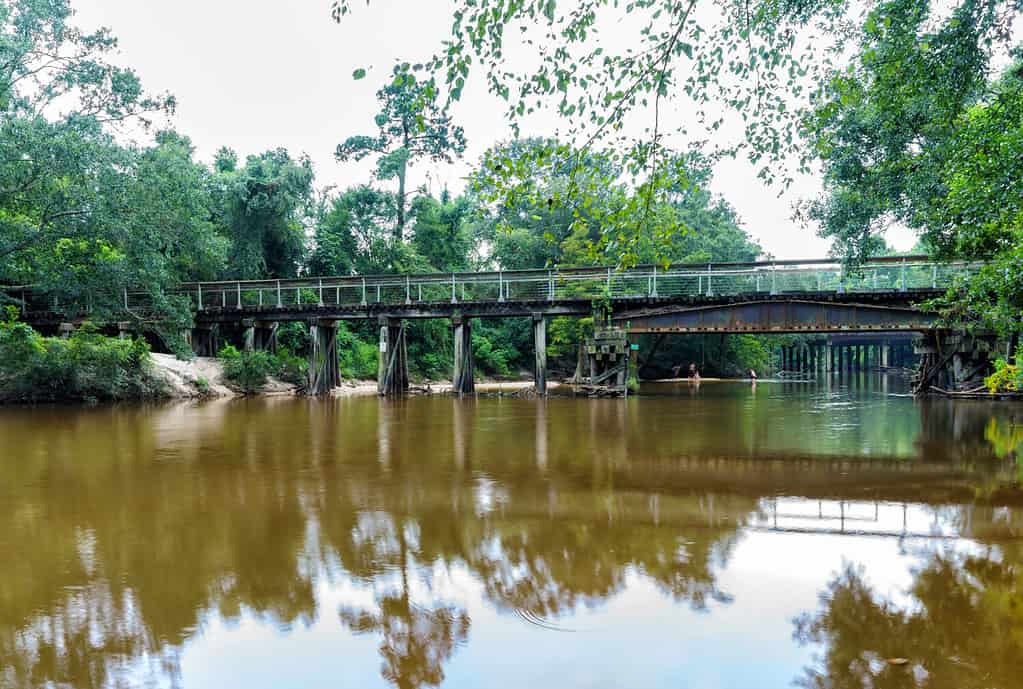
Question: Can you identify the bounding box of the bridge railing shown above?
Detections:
[2,256,977,317]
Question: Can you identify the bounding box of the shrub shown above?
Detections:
[0,310,165,403]
[219,345,273,393]
[985,352,1023,393]
[274,346,308,385]
[336,323,378,379]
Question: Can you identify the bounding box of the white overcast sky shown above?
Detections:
[71,0,917,260]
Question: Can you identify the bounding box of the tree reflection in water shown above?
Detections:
[794,542,1023,688]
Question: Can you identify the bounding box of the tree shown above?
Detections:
[336,66,466,241]
[0,0,175,291]
[410,192,471,272]
[801,0,1023,337]
[212,149,315,279]
[331,0,842,261]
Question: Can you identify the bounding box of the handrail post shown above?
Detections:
[771,263,777,295]
[900,258,907,292]
[548,270,554,301]
[652,266,658,297]
[498,271,505,302]
[706,263,713,297]
[451,273,457,304]
[276,280,282,307]
[197,285,203,311]
[237,283,242,309]
[606,266,612,295]
[931,264,937,289]
[406,275,411,305]
[318,278,324,306]
[361,278,367,306]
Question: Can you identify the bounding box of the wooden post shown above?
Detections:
[254,321,278,353]
[533,314,547,395]
[242,319,255,352]
[377,316,409,396]
[452,315,475,395]
[308,319,340,395]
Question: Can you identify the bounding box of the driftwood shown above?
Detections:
[928,385,1023,400]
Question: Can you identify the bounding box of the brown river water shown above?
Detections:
[2,376,1022,689]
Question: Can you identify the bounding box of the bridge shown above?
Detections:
[4,256,976,395]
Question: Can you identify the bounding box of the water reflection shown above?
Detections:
[795,545,1023,688]
[0,381,1020,688]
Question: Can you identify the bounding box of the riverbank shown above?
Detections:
[150,355,548,400]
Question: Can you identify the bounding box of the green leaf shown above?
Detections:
[352,68,367,80]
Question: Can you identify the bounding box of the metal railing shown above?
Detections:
[1,256,978,317]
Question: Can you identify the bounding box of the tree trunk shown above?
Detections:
[395,162,406,241]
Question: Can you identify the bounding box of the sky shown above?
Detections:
[70,0,917,260]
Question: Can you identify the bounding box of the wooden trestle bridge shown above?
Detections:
[4,256,978,395]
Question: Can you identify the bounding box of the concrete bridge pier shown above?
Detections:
[378,317,409,396]
[452,315,475,396]
[308,319,340,396]
[533,314,547,395]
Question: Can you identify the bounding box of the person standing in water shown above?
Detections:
[688,363,700,380]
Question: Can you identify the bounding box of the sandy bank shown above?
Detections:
[150,353,298,399]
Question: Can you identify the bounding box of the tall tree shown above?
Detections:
[212,149,315,279]
[336,66,466,241]
[801,0,1023,337]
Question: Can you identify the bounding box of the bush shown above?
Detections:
[336,323,378,379]
[274,346,308,385]
[219,345,274,393]
[985,351,1023,393]
[0,311,165,403]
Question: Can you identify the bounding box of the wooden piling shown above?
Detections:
[533,314,547,395]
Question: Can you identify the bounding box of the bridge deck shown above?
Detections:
[4,256,973,333]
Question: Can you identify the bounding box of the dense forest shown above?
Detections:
[1,0,1021,399]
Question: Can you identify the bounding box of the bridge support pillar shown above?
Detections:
[58,322,75,339]
[190,325,218,357]
[881,343,891,369]
[254,321,278,353]
[308,319,340,396]
[378,317,409,396]
[825,344,834,372]
[533,314,547,395]
[117,322,132,340]
[242,319,256,352]
[452,315,475,395]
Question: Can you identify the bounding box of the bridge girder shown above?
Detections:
[616,298,938,334]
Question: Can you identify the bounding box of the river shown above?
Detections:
[2,376,1022,688]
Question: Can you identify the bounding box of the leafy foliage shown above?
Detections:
[802,0,1023,335]
[0,311,164,403]
[985,350,1023,393]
